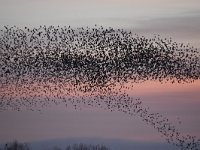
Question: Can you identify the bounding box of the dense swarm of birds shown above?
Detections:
[0,25,199,87]
[0,25,200,150]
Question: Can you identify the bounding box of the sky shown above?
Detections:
[0,0,200,48]
[0,81,200,150]
[0,0,200,25]
[0,0,200,150]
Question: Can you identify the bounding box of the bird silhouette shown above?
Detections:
[0,25,200,150]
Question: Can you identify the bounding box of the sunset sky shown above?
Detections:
[0,0,200,150]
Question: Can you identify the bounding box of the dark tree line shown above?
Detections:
[0,141,29,150]
[0,141,110,150]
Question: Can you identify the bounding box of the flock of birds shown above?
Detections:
[0,25,200,150]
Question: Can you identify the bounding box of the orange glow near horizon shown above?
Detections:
[2,78,200,100]
[124,79,200,96]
